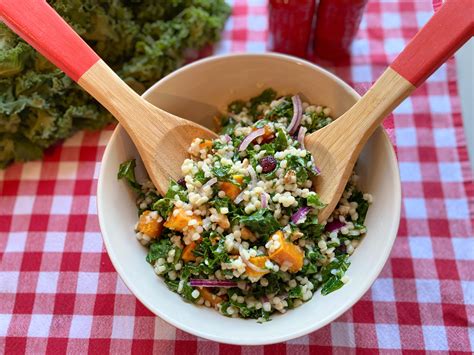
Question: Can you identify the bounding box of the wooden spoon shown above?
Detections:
[0,0,217,195]
[306,0,473,221]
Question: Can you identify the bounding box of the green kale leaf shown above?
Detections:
[166,180,188,202]
[265,97,293,120]
[146,238,173,264]
[305,111,332,132]
[117,159,142,194]
[238,209,280,237]
[211,197,232,212]
[192,237,230,275]
[288,285,303,299]
[321,254,350,295]
[212,164,232,180]
[151,180,187,218]
[298,215,325,240]
[249,88,277,117]
[152,198,174,219]
[286,154,316,184]
[227,100,246,114]
[306,192,326,209]
[274,128,289,150]
[349,190,369,224]
[219,117,237,136]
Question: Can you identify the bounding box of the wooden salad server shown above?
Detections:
[0,0,217,195]
[306,0,473,221]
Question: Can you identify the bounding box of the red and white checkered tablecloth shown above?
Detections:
[1,0,473,353]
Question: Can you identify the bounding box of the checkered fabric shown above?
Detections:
[1,0,473,353]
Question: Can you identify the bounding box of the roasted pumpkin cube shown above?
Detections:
[216,214,230,230]
[240,227,255,241]
[199,139,213,150]
[262,125,275,143]
[233,175,244,184]
[253,125,274,144]
[181,241,198,262]
[218,175,244,201]
[245,256,270,277]
[199,287,224,308]
[137,210,163,239]
[164,208,202,232]
[219,181,241,200]
[268,231,304,273]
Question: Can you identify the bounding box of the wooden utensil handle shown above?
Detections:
[0,0,99,81]
[390,0,473,87]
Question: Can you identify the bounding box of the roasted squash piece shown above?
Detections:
[199,287,224,307]
[164,208,202,232]
[216,214,230,229]
[253,125,274,143]
[199,139,213,150]
[137,210,163,238]
[219,174,244,200]
[268,231,304,273]
[233,175,244,184]
[181,241,198,262]
[240,227,255,241]
[261,125,274,143]
[245,255,270,277]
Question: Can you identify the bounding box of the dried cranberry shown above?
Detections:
[177,177,186,187]
[336,244,347,255]
[259,156,277,173]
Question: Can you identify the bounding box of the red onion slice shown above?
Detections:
[297,126,307,150]
[247,165,257,188]
[202,177,217,190]
[234,190,246,204]
[189,279,238,288]
[313,164,321,175]
[287,95,302,134]
[223,134,231,143]
[325,220,345,232]
[239,245,267,273]
[260,193,267,208]
[239,128,265,152]
[291,206,312,224]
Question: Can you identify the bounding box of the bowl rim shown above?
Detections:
[98,52,401,345]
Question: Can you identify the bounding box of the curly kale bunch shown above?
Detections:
[0,0,230,168]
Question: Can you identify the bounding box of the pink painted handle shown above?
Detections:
[0,0,100,82]
[390,0,473,87]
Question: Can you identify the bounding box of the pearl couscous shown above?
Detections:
[118,89,372,321]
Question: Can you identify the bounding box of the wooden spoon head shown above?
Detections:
[128,106,217,196]
[305,121,360,222]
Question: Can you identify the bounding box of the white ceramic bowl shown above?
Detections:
[98,53,401,345]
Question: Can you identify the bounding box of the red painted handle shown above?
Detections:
[0,0,100,82]
[390,0,473,87]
